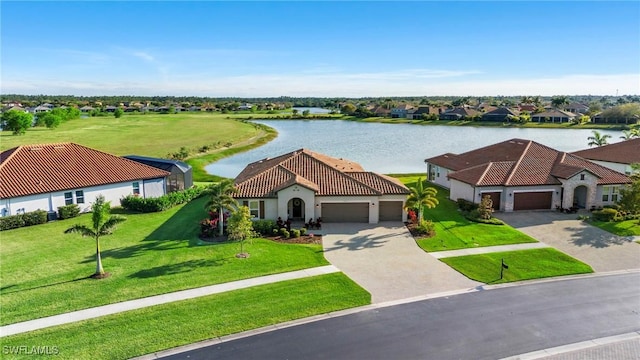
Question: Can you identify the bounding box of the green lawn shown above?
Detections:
[590,219,640,236]
[390,174,538,251]
[441,248,593,284]
[1,273,370,360]
[0,196,330,325]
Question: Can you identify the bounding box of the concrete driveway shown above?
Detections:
[495,211,640,272]
[321,222,480,303]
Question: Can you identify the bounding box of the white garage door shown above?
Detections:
[321,203,369,223]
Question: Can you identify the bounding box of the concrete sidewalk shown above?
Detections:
[429,242,550,259]
[0,265,339,338]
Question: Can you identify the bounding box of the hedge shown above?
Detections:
[0,210,47,231]
[58,204,80,220]
[120,186,205,213]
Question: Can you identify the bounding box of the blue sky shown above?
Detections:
[2,1,639,97]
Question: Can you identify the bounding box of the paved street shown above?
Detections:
[155,272,640,360]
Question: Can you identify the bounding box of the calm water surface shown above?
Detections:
[206,120,623,178]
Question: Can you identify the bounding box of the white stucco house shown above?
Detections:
[0,143,170,218]
[572,138,640,176]
[234,149,410,223]
[424,139,630,212]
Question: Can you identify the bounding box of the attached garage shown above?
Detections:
[379,201,403,221]
[321,203,369,223]
[513,191,552,211]
[480,192,501,211]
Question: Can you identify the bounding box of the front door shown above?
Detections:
[292,198,304,219]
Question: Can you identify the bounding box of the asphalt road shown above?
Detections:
[161,273,640,360]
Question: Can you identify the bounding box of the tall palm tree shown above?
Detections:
[65,195,126,278]
[405,178,439,221]
[551,95,569,109]
[587,130,612,147]
[205,179,239,236]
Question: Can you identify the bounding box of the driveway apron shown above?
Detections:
[321,222,480,303]
[496,211,640,272]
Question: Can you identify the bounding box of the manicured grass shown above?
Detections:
[590,219,640,236]
[441,248,593,284]
[0,197,329,325]
[390,175,538,251]
[2,273,370,360]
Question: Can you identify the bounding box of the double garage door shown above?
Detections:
[321,201,404,222]
[513,191,553,211]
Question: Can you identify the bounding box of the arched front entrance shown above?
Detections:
[288,198,305,220]
[573,185,588,208]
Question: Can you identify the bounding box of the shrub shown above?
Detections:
[120,186,205,212]
[407,209,418,224]
[22,210,48,226]
[0,210,48,231]
[252,219,276,235]
[280,229,290,239]
[58,204,81,219]
[200,218,219,238]
[300,227,307,236]
[0,214,26,231]
[272,228,279,235]
[416,219,435,236]
[291,229,301,238]
[457,198,477,212]
[592,208,618,222]
[279,228,288,237]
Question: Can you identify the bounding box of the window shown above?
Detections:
[249,201,260,219]
[64,192,73,205]
[75,190,84,204]
[132,182,140,195]
[612,187,619,202]
[580,174,585,180]
[602,186,610,202]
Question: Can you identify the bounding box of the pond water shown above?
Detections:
[206,120,623,178]
[291,107,332,114]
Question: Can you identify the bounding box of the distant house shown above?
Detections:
[372,106,391,117]
[424,139,630,211]
[124,155,193,193]
[530,109,577,123]
[572,139,640,175]
[238,103,253,110]
[591,112,639,125]
[0,143,169,218]
[79,106,95,113]
[104,106,118,113]
[234,149,409,223]
[564,102,589,115]
[406,106,443,120]
[481,107,520,122]
[390,104,414,118]
[439,107,479,120]
[32,105,52,114]
[518,104,537,113]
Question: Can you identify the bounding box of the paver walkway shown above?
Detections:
[321,222,480,303]
[0,265,339,338]
[429,242,550,259]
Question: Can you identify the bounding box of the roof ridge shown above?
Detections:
[297,153,381,195]
[0,146,24,170]
[476,162,494,186]
[504,140,532,185]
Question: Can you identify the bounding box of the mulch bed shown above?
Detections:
[200,234,322,245]
[405,222,434,240]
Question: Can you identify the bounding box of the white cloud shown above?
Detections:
[2,71,638,97]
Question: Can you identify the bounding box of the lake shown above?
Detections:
[206,120,623,178]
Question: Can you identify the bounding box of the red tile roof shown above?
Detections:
[571,139,640,165]
[426,139,630,186]
[0,143,170,199]
[234,149,409,198]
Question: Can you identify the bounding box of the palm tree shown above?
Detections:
[405,178,439,221]
[551,95,569,109]
[205,179,238,236]
[65,195,126,278]
[621,127,640,140]
[587,130,612,147]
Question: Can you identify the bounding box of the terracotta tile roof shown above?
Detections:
[427,138,630,187]
[0,143,170,199]
[571,139,640,165]
[234,149,409,198]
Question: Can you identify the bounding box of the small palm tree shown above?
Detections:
[620,128,640,140]
[587,130,612,147]
[405,178,439,221]
[65,195,126,278]
[205,179,239,236]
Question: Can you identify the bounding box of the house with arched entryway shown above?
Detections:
[234,149,410,223]
[425,139,630,212]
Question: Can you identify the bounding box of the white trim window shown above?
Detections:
[601,186,620,203]
[133,182,140,195]
[249,200,260,219]
[64,192,73,205]
[75,190,85,204]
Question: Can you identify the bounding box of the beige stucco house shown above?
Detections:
[425,139,630,212]
[234,149,409,223]
[572,139,640,176]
